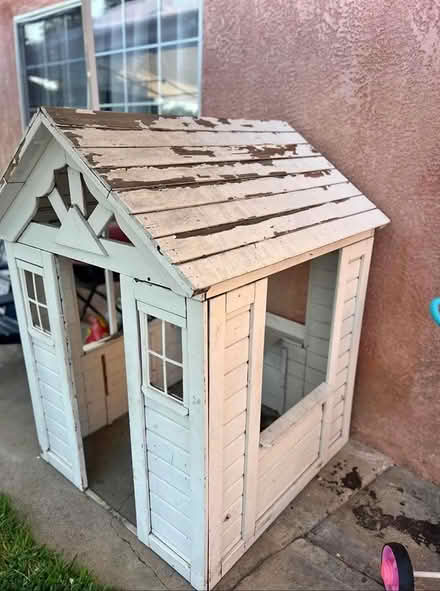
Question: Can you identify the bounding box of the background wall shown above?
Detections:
[202,0,440,483]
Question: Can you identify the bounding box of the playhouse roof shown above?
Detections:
[1,107,389,295]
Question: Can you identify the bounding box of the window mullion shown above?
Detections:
[32,274,43,330]
[157,0,162,114]
[161,319,167,393]
[121,0,128,112]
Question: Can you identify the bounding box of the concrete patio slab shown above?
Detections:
[1,343,439,591]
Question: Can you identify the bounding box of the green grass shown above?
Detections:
[0,493,114,591]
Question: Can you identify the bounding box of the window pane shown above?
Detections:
[39,306,51,333]
[127,104,159,114]
[27,67,47,110]
[161,42,198,114]
[66,8,85,59]
[126,49,158,103]
[24,271,35,299]
[34,274,46,305]
[160,0,198,43]
[125,0,158,48]
[45,14,66,63]
[29,302,40,328]
[18,6,87,124]
[92,0,123,53]
[147,316,162,355]
[164,321,182,363]
[97,53,125,104]
[22,21,46,66]
[68,61,88,106]
[149,353,164,391]
[46,64,68,106]
[166,362,183,401]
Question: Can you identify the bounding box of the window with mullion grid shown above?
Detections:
[92,0,201,115]
[146,314,184,402]
[23,270,51,334]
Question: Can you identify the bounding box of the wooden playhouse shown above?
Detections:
[0,108,389,590]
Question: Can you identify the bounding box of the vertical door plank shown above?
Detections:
[208,294,226,588]
[5,242,49,453]
[242,278,267,542]
[120,274,150,543]
[187,298,209,590]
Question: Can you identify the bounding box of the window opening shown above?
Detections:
[261,251,339,432]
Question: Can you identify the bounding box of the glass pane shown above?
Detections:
[45,13,66,63]
[24,271,35,299]
[160,42,198,111]
[68,60,87,106]
[97,53,125,104]
[164,321,182,363]
[160,0,199,43]
[125,0,158,48]
[22,21,46,66]
[26,66,47,110]
[166,362,183,401]
[29,302,40,328]
[161,95,197,116]
[126,49,158,103]
[39,306,51,333]
[92,0,123,53]
[34,274,46,305]
[147,316,162,355]
[149,353,164,391]
[46,64,68,106]
[66,8,85,59]
[127,104,159,114]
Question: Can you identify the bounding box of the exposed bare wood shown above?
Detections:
[119,171,349,214]
[45,108,296,133]
[101,156,333,191]
[138,183,361,239]
[157,196,374,264]
[82,143,316,169]
[63,128,307,149]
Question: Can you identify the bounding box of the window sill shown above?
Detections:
[259,382,329,449]
[142,386,189,417]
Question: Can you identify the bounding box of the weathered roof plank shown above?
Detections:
[101,156,334,190]
[80,143,316,169]
[137,183,361,239]
[157,196,375,264]
[118,169,349,214]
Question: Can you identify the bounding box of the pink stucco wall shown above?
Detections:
[202,0,440,482]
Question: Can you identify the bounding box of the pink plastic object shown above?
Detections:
[381,545,400,591]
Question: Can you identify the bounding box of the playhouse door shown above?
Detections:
[6,243,86,490]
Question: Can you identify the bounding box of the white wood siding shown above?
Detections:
[80,336,128,435]
[325,238,374,453]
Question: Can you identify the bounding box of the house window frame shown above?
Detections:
[138,300,189,416]
[14,0,85,131]
[14,0,204,130]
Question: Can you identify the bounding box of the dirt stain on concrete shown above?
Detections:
[353,503,440,553]
[342,467,362,490]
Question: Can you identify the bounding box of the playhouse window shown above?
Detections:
[145,314,184,402]
[23,270,51,334]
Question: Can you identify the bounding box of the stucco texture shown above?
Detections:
[202,0,440,483]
